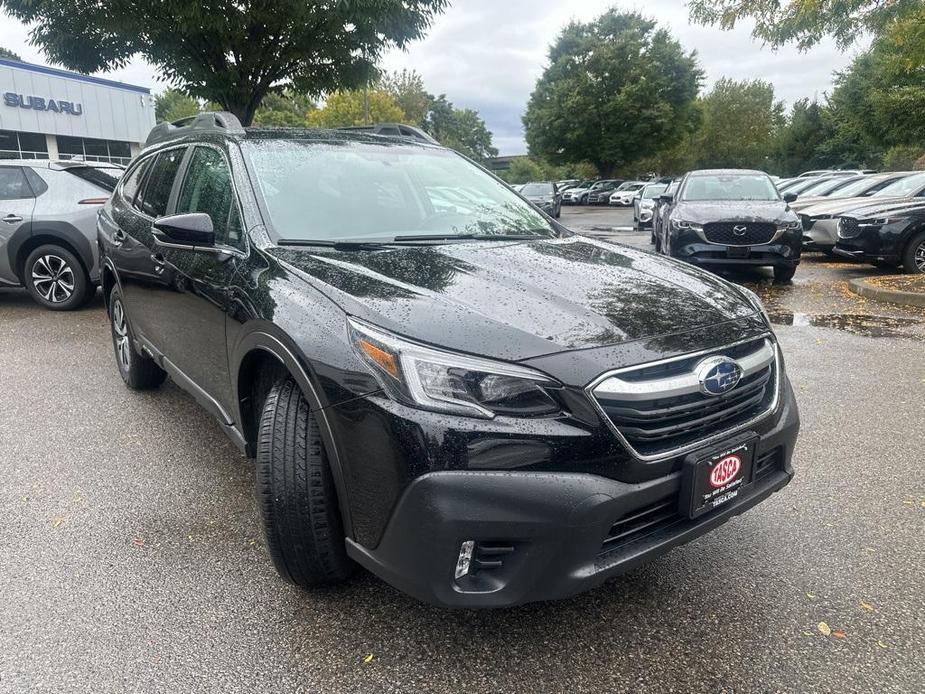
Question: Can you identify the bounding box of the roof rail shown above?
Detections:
[338,123,439,145]
[145,111,245,147]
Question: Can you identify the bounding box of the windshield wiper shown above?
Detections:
[390,232,549,243]
[276,238,393,250]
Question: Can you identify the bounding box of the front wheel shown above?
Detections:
[774,265,797,282]
[901,231,925,274]
[256,378,354,588]
[23,245,90,311]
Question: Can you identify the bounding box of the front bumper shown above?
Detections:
[801,219,837,251]
[670,228,802,269]
[833,219,908,264]
[346,379,799,608]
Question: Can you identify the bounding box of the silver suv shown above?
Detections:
[0,159,122,310]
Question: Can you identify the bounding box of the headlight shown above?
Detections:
[348,319,561,418]
[862,217,905,226]
[670,219,701,231]
[737,286,770,324]
[778,220,802,231]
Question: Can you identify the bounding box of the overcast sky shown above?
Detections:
[0,1,866,155]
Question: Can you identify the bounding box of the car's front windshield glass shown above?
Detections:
[244,139,557,242]
[680,174,780,202]
[521,183,553,196]
[874,172,925,197]
[830,177,884,198]
[802,177,859,196]
[642,184,667,199]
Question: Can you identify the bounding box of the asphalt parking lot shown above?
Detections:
[1,205,923,693]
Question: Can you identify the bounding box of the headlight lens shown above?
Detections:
[778,220,802,231]
[348,319,561,418]
[670,219,701,231]
[863,217,904,226]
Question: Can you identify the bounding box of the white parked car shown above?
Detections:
[609,181,646,206]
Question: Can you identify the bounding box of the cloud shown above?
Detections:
[1,2,868,154]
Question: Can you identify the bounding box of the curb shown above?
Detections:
[848,277,925,308]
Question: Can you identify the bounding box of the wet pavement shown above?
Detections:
[1,207,923,693]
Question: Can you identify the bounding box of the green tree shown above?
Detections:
[424,95,498,161]
[523,10,702,176]
[253,91,315,127]
[0,46,21,60]
[379,69,431,126]
[882,145,924,171]
[688,0,921,51]
[154,88,201,123]
[307,89,405,128]
[503,157,546,184]
[776,99,830,175]
[696,79,784,170]
[2,0,447,125]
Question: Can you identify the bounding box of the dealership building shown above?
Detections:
[0,58,155,166]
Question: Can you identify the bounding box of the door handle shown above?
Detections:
[2,214,22,224]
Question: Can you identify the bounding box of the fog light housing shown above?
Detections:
[454,540,475,579]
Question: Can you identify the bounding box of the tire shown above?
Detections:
[256,378,354,588]
[901,231,925,274]
[23,244,90,311]
[774,265,798,282]
[108,287,167,390]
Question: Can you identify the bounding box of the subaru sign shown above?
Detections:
[4,92,83,115]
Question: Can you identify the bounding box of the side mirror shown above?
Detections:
[659,193,674,203]
[153,213,215,247]
[783,192,798,203]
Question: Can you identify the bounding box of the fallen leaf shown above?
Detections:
[860,601,874,612]
[363,654,374,664]
[877,640,889,649]
[801,631,814,637]
[806,592,816,600]
[817,622,832,637]
[52,517,66,528]
[832,630,847,640]
[132,537,145,547]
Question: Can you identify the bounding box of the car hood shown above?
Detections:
[839,198,925,219]
[673,200,796,224]
[269,236,757,361]
[800,196,905,217]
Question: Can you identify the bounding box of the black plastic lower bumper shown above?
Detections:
[346,385,799,608]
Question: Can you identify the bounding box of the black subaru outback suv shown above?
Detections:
[97,113,799,608]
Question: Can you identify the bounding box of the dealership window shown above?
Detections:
[57,135,132,166]
[0,130,49,160]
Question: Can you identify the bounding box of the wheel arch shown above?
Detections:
[232,331,355,539]
[14,224,94,285]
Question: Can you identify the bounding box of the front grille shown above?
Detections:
[837,217,862,239]
[703,222,777,246]
[591,337,778,459]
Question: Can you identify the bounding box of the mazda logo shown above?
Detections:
[696,356,743,396]
[732,225,748,236]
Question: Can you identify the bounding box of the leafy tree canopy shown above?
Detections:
[154,88,200,123]
[1,0,447,125]
[424,95,498,162]
[523,10,703,176]
[307,89,405,128]
[0,46,21,60]
[379,69,431,127]
[688,0,921,51]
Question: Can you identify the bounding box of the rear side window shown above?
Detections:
[0,167,33,200]
[120,158,151,208]
[139,148,185,217]
[64,165,122,193]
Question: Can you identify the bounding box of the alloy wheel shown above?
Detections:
[915,240,925,273]
[112,299,131,371]
[31,254,75,303]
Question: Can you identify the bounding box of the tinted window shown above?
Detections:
[121,158,152,208]
[521,183,553,196]
[139,148,185,217]
[64,165,122,192]
[175,147,243,246]
[0,167,33,200]
[874,171,925,198]
[642,184,667,199]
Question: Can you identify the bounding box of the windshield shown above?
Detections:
[521,182,553,196]
[785,177,829,195]
[874,171,925,197]
[826,176,881,198]
[680,173,780,202]
[642,184,668,199]
[244,139,556,242]
[800,176,861,197]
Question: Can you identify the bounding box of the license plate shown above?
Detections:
[726,246,750,258]
[680,436,757,519]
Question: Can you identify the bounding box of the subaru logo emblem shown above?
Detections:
[696,356,743,396]
[733,225,748,236]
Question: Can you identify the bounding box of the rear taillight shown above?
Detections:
[78,197,108,205]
